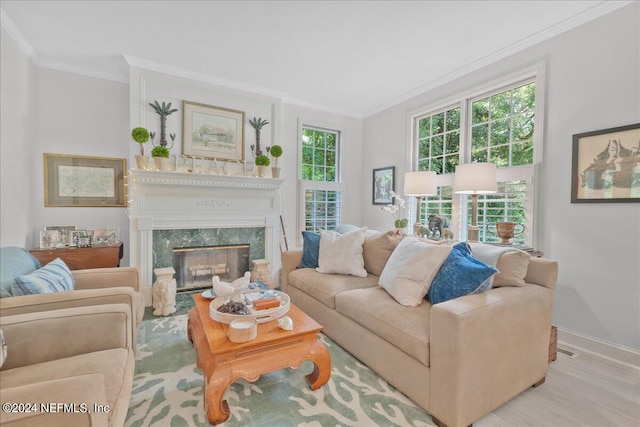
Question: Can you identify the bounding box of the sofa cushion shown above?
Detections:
[427,242,498,304]
[468,243,532,287]
[0,347,133,426]
[336,286,432,366]
[298,231,321,269]
[288,268,378,309]
[378,237,452,307]
[0,247,41,297]
[12,258,75,296]
[362,231,403,277]
[316,228,367,277]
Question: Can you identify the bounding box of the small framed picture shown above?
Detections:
[93,228,110,246]
[74,232,92,248]
[40,230,59,249]
[107,228,120,245]
[70,230,93,247]
[45,225,76,246]
[372,166,395,205]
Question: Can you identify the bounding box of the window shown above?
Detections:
[417,107,461,174]
[299,125,342,235]
[412,66,543,246]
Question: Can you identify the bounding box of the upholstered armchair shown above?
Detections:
[0,247,144,344]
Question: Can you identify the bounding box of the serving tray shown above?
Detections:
[209,291,290,324]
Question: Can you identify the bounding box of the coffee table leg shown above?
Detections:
[305,340,331,390]
[205,366,234,425]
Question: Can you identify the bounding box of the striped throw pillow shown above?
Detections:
[12,258,74,296]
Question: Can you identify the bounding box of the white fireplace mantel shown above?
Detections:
[128,169,284,300]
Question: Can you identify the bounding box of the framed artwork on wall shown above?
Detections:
[182,100,245,161]
[571,123,640,203]
[44,154,127,207]
[372,166,395,205]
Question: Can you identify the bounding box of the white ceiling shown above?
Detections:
[0,1,630,117]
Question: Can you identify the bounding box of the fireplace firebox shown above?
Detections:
[173,244,250,290]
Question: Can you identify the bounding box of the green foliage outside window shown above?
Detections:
[417,107,460,174]
[301,128,338,182]
[471,82,535,168]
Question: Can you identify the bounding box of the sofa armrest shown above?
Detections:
[524,258,558,290]
[0,303,133,370]
[72,266,140,292]
[281,250,302,294]
[429,285,554,427]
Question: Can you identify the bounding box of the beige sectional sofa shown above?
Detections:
[281,233,558,427]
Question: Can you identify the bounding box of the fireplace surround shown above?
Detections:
[128,169,284,304]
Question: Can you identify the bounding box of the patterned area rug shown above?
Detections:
[126,314,436,426]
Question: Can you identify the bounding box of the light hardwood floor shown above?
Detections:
[475,345,640,427]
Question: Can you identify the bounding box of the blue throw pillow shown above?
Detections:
[427,242,497,304]
[12,258,75,296]
[298,231,321,268]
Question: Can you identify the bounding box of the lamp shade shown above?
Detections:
[453,162,497,194]
[404,171,437,196]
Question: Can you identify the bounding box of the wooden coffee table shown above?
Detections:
[187,293,331,425]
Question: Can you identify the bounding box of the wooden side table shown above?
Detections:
[30,242,123,270]
[549,325,558,363]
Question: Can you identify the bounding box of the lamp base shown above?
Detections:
[467,226,479,243]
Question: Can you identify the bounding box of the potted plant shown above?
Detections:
[269,145,283,178]
[151,145,170,171]
[254,154,270,177]
[131,127,150,169]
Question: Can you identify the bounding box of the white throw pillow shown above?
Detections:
[316,228,367,277]
[378,237,452,307]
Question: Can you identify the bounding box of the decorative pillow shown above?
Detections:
[427,242,498,305]
[493,251,532,287]
[316,228,367,277]
[335,224,361,234]
[0,329,6,368]
[378,237,452,307]
[11,258,75,296]
[362,231,403,277]
[298,231,321,269]
[468,243,531,287]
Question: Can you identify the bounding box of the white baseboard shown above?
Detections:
[557,327,640,369]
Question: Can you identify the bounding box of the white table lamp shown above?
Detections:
[453,163,497,242]
[404,171,437,232]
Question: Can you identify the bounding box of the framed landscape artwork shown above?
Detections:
[372,166,395,205]
[182,101,245,161]
[571,123,640,203]
[44,154,126,207]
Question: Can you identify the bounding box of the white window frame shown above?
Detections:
[297,119,344,245]
[407,63,545,247]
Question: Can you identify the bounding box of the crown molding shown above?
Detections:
[37,57,129,84]
[363,0,635,118]
[282,96,362,119]
[0,7,38,63]
[124,55,286,100]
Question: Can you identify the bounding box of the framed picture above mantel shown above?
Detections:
[182,100,245,161]
[44,153,126,207]
[571,123,640,203]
